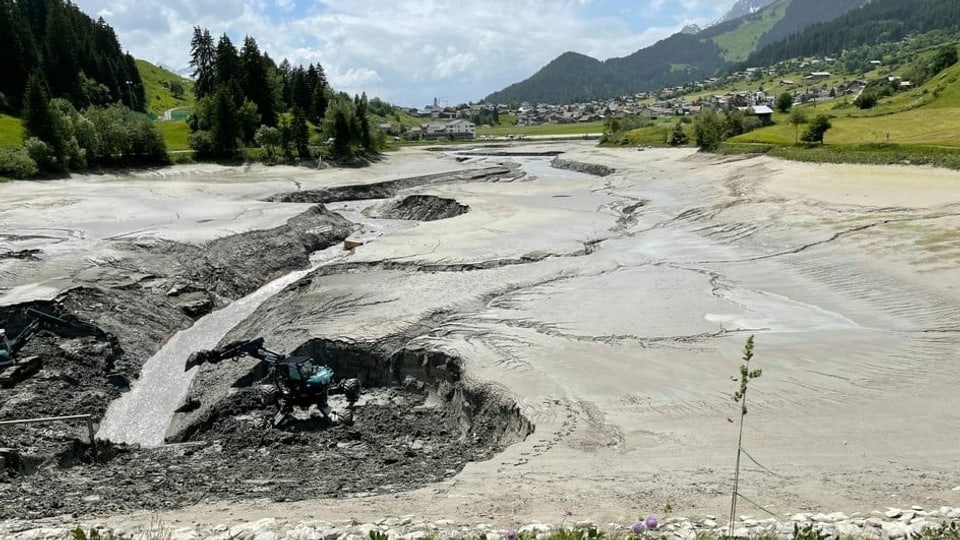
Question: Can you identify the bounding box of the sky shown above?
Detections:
[72,0,739,108]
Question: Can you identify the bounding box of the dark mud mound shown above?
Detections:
[0,338,532,520]
[551,157,615,177]
[0,205,359,518]
[265,165,521,204]
[377,195,469,221]
[116,204,355,306]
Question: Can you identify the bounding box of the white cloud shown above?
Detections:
[72,0,737,106]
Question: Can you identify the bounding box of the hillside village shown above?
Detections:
[389,54,904,140]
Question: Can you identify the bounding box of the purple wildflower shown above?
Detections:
[644,516,659,530]
[564,508,574,518]
[631,521,647,535]
[506,529,518,540]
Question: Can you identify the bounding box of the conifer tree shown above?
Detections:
[22,75,65,155]
[240,36,277,127]
[190,27,216,100]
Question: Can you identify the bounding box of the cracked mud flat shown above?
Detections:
[2,145,960,528]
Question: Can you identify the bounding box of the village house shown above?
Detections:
[419,119,476,140]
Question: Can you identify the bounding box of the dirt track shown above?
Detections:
[2,145,960,528]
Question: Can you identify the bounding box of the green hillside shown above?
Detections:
[135,59,194,118]
[729,51,960,150]
[712,0,790,62]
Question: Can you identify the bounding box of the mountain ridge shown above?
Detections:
[484,0,866,105]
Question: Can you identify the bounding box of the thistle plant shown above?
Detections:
[729,335,762,536]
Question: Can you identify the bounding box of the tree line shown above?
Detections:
[187,27,381,160]
[0,0,145,114]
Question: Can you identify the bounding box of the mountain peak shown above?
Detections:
[718,0,778,24]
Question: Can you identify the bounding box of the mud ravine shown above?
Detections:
[1,144,959,528]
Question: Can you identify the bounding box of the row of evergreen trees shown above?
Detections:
[0,0,145,114]
[187,27,381,159]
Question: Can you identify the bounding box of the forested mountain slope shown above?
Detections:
[0,0,144,114]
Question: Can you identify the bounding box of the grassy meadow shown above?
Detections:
[0,114,22,149]
[135,59,194,117]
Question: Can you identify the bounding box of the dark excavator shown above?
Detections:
[0,308,73,387]
[185,337,361,428]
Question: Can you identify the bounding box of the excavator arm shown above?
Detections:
[184,337,286,371]
[1,308,73,361]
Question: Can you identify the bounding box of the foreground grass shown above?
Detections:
[0,114,22,149]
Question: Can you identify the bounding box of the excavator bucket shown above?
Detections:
[184,350,214,371]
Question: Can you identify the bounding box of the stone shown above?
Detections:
[881,521,910,539]
[171,527,202,540]
[865,518,884,529]
[791,513,810,522]
[827,512,849,522]
[519,524,552,535]
[898,511,915,523]
[912,505,924,511]
[401,532,428,540]
[835,522,862,537]
[702,519,718,528]
[318,527,342,540]
[884,509,903,519]
[732,527,751,538]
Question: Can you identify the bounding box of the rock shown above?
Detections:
[791,513,810,522]
[881,521,910,539]
[732,527,751,538]
[13,528,69,540]
[827,512,849,522]
[171,527,202,540]
[884,509,903,519]
[401,532,428,540]
[702,519,718,528]
[519,523,552,535]
[351,523,378,538]
[836,522,862,537]
[911,505,924,511]
[898,511,915,523]
[318,528,342,540]
[866,518,884,529]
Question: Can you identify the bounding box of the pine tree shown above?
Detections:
[240,36,277,126]
[214,34,242,104]
[21,73,66,171]
[41,1,81,102]
[210,87,240,157]
[0,0,39,111]
[291,106,310,158]
[357,92,372,151]
[309,84,329,125]
[190,27,216,100]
